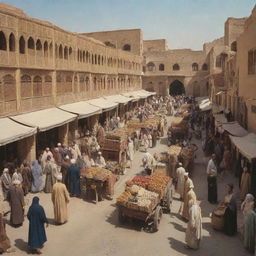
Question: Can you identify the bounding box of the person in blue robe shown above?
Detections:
[68,159,80,197]
[27,196,48,254]
[31,160,43,193]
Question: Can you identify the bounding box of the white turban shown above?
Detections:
[56,175,63,181]
[184,172,189,177]
[13,179,21,185]
[3,168,8,173]
[178,162,182,166]
[65,155,70,160]
[70,159,76,164]
[57,143,62,147]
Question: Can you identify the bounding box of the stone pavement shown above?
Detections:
[5,116,250,256]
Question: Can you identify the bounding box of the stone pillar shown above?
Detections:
[58,123,69,146]
[15,68,21,111]
[52,70,57,104]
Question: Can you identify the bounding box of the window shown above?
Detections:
[104,41,116,48]
[147,62,156,72]
[9,33,15,52]
[3,75,16,101]
[231,41,237,52]
[64,46,68,60]
[173,63,180,71]
[19,36,25,54]
[28,37,35,49]
[36,39,42,50]
[0,31,7,51]
[192,63,198,71]
[216,55,222,68]
[159,64,165,71]
[248,49,256,75]
[202,63,208,71]
[123,44,131,51]
[59,44,63,59]
[21,75,32,98]
[44,41,48,56]
[33,76,42,97]
[44,75,52,95]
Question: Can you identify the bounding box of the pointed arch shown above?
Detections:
[28,37,35,49]
[0,31,7,51]
[19,36,25,54]
[9,33,15,52]
[36,39,42,50]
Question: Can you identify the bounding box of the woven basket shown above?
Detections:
[211,210,225,230]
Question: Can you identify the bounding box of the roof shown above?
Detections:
[103,94,132,104]
[10,108,77,132]
[58,101,102,119]
[86,98,118,112]
[0,118,37,146]
[229,133,256,160]
[219,121,248,137]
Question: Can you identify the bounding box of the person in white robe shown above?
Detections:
[126,138,134,168]
[41,147,54,169]
[176,163,186,200]
[142,152,155,170]
[206,154,217,175]
[95,152,106,168]
[185,199,202,250]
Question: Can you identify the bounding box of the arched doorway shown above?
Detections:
[169,80,185,96]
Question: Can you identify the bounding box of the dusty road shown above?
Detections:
[6,117,250,256]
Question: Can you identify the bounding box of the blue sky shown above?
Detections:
[2,0,255,50]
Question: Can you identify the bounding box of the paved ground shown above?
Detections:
[5,116,250,256]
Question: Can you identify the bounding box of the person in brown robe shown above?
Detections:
[240,167,251,201]
[0,213,12,254]
[0,168,12,200]
[7,180,24,227]
[61,156,71,191]
[51,175,70,225]
[43,156,56,193]
[20,162,32,195]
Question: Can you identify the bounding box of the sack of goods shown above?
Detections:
[84,167,111,181]
[116,185,159,213]
[211,205,227,230]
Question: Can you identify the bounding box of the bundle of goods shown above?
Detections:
[106,128,129,141]
[117,185,159,213]
[127,117,160,131]
[167,145,182,156]
[147,173,170,198]
[83,167,111,181]
[126,173,170,198]
[211,205,227,230]
[126,176,150,188]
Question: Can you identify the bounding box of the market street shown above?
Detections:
[5,116,250,256]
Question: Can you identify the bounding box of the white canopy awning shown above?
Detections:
[121,91,140,102]
[59,101,102,119]
[87,98,118,112]
[229,133,256,160]
[220,121,248,137]
[0,117,37,146]
[11,108,77,132]
[104,94,132,104]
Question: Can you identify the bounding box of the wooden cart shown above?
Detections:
[117,200,163,232]
[117,179,173,232]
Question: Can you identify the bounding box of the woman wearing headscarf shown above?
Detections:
[223,184,237,236]
[240,167,251,201]
[241,194,256,253]
[0,168,12,200]
[27,197,48,254]
[31,160,43,193]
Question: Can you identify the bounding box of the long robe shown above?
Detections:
[240,172,251,200]
[176,167,185,198]
[51,182,70,224]
[68,165,80,196]
[0,213,11,253]
[21,166,32,195]
[182,179,195,220]
[7,185,24,226]
[185,204,202,249]
[0,173,12,200]
[207,175,217,203]
[224,193,237,236]
[43,162,56,193]
[27,198,48,249]
[31,160,43,193]
[244,209,256,253]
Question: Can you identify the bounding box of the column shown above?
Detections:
[15,68,21,111]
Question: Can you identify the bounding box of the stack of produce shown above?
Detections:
[147,174,170,198]
[126,176,149,188]
[84,167,111,181]
[167,145,182,156]
[117,185,159,213]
